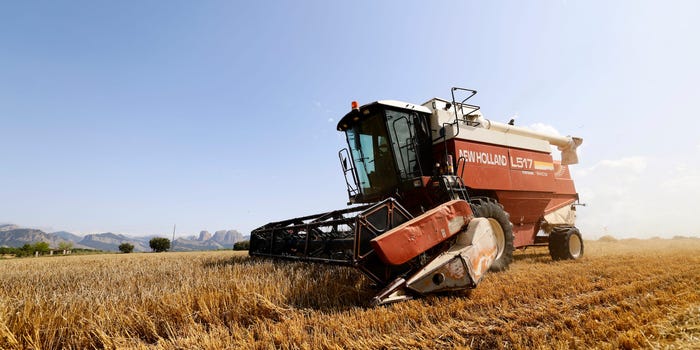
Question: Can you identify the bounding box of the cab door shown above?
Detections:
[385,110,433,180]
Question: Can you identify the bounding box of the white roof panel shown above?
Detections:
[376,100,432,114]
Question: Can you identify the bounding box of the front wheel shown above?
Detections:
[471,200,514,271]
[548,226,584,261]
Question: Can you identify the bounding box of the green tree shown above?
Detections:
[58,241,73,251]
[149,237,170,252]
[18,244,33,257]
[0,247,15,255]
[33,242,50,254]
[233,240,250,251]
[119,242,135,253]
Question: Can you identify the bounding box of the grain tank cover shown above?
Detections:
[422,97,583,165]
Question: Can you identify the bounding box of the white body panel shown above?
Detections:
[376,100,432,114]
[421,98,582,164]
[405,217,498,294]
[543,205,577,229]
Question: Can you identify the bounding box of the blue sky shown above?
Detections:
[1,1,699,238]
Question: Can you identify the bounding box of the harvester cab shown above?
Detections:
[337,100,436,206]
[250,87,584,305]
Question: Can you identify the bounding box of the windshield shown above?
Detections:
[346,112,398,198]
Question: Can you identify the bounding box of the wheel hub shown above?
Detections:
[568,233,582,259]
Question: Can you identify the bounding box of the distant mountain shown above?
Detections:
[0,228,85,248]
[0,228,52,247]
[199,230,212,241]
[169,229,244,251]
[0,224,20,232]
[211,230,244,246]
[77,230,245,252]
[171,238,225,251]
[52,231,83,243]
[79,233,150,252]
[0,224,247,252]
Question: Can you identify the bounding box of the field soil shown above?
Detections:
[0,238,698,349]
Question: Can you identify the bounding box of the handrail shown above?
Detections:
[435,87,481,175]
[338,148,359,199]
[458,156,467,179]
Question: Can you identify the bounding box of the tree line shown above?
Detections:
[2,237,251,257]
[119,237,170,253]
[0,241,74,257]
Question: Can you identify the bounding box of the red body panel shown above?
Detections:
[445,139,578,247]
[370,200,473,266]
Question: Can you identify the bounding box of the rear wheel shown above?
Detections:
[548,226,584,260]
[471,200,514,271]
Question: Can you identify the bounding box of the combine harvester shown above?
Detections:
[250,87,584,305]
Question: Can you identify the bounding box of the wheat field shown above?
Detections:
[0,238,698,349]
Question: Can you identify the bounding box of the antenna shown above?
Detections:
[172,224,176,250]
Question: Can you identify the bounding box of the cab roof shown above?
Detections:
[337,100,431,131]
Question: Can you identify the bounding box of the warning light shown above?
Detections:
[351,101,359,110]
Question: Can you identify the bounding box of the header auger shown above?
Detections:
[249,87,584,305]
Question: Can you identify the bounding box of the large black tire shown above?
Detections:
[471,200,514,271]
[548,226,584,261]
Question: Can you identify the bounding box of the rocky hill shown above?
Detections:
[0,224,20,231]
[0,225,247,252]
[0,228,84,248]
[0,228,52,246]
[79,232,150,252]
[172,229,244,251]
[52,231,83,243]
[171,238,225,251]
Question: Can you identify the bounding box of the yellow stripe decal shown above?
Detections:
[534,161,554,171]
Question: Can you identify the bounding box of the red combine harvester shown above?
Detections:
[250,88,584,305]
